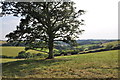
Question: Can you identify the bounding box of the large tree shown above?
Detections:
[1,1,85,59]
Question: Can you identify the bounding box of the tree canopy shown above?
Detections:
[1,1,85,59]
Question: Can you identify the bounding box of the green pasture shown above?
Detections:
[2,50,119,78]
[0,47,25,57]
[103,40,120,46]
[0,41,7,44]
[0,46,48,57]
[1,58,24,63]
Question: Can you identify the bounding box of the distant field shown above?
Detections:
[76,41,120,51]
[0,47,25,57]
[0,41,7,44]
[103,41,120,46]
[2,50,119,78]
[0,46,47,57]
[1,58,24,63]
[77,44,97,48]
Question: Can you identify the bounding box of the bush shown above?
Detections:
[17,51,48,59]
[26,52,33,58]
[77,47,85,51]
[112,44,120,50]
[17,51,27,58]
[88,44,102,50]
[0,55,14,58]
[34,53,48,58]
[105,44,114,50]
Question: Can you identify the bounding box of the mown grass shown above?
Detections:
[0,47,25,57]
[0,46,47,57]
[2,50,119,78]
[1,58,24,63]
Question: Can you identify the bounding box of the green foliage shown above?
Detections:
[1,1,85,59]
[75,44,103,52]
[1,46,46,57]
[105,44,114,50]
[17,51,26,58]
[77,46,85,51]
[103,41,120,50]
[35,53,48,58]
[87,44,102,50]
[112,44,120,49]
[0,55,14,58]
[17,51,48,59]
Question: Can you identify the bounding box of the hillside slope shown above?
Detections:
[0,47,48,57]
[2,50,119,78]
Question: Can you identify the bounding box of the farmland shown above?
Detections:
[0,46,49,57]
[0,47,25,57]
[1,40,119,78]
[1,58,24,63]
[2,50,119,78]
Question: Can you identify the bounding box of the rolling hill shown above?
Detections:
[2,50,119,78]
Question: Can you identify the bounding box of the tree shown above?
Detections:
[1,1,85,59]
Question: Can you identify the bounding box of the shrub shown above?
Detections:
[17,51,48,59]
[17,51,27,58]
[78,47,85,51]
[84,48,88,51]
[35,53,48,58]
[88,44,102,50]
[105,44,114,50]
[0,55,14,58]
[26,52,33,58]
[112,44,120,50]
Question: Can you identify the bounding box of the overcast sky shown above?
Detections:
[0,0,119,40]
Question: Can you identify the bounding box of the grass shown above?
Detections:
[1,58,24,63]
[77,44,97,48]
[0,41,7,44]
[0,46,47,57]
[0,46,25,57]
[2,50,119,78]
[103,41,120,46]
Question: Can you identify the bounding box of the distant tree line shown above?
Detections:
[1,40,117,46]
[1,42,120,59]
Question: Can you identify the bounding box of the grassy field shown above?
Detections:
[0,41,7,44]
[1,40,119,57]
[2,50,119,78]
[0,47,25,57]
[103,40,120,46]
[0,47,48,57]
[1,58,24,63]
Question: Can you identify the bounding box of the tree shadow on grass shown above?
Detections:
[2,58,71,78]
[2,58,71,66]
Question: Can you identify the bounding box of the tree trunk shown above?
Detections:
[46,37,54,59]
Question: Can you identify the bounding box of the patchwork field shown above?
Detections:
[103,41,120,46]
[0,41,7,44]
[0,47,47,57]
[2,50,119,78]
[1,58,24,63]
[0,47,25,57]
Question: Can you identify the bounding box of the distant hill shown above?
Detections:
[2,50,119,78]
[0,40,7,46]
[77,39,117,45]
[0,39,118,46]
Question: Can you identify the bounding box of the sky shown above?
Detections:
[0,0,119,40]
